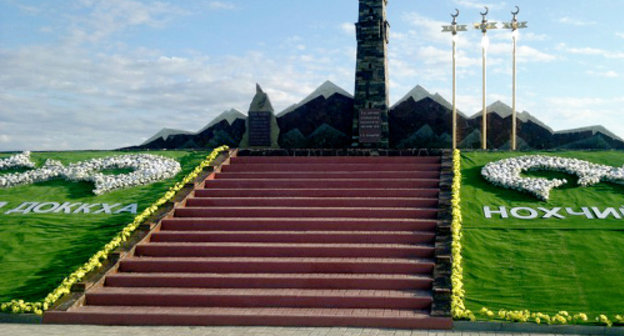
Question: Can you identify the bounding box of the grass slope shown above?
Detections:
[461,151,624,317]
[0,150,209,302]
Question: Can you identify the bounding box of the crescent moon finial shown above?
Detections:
[511,6,520,16]
[451,8,459,18]
[480,6,489,16]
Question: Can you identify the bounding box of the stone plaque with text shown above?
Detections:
[248,111,272,147]
[359,108,382,143]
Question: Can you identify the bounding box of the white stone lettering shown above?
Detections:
[591,207,622,220]
[53,202,83,214]
[114,203,137,214]
[73,203,101,214]
[565,207,595,219]
[483,206,509,219]
[33,202,61,214]
[510,207,539,220]
[93,203,121,214]
[482,205,624,221]
[538,207,565,219]
[0,201,139,216]
[5,202,39,214]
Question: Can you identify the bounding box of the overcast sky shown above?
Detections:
[1,0,623,150]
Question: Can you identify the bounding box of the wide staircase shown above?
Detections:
[44,155,452,329]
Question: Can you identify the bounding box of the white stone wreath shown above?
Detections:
[481,155,624,201]
[0,152,181,195]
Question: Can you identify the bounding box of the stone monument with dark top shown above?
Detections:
[240,84,280,148]
[352,0,390,148]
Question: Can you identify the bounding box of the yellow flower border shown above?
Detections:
[450,149,474,321]
[451,149,623,327]
[0,145,230,316]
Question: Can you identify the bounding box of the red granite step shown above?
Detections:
[204,178,439,189]
[216,171,440,179]
[104,273,433,290]
[44,154,450,329]
[85,288,432,310]
[230,156,441,164]
[150,231,435,244]
[185,197,438,208]
[119,257,435,274]
[159,218,438,232]
[173,207,438,219]
[43,306,453,329]
[194,188,440,198]
[221,163,440,172]
[134,242,434,258]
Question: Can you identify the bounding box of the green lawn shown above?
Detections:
[0,150,209,302]
[460,151,624,318]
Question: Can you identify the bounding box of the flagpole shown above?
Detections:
[481,31,487,150]
[475,7,495,150]
[452,34,457,150]
[442,9,466,150]
[512,31,517,150]
[504,6,527,151]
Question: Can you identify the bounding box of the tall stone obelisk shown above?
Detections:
[352,0,390,148]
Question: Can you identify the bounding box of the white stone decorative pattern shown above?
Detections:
[481,155,624,201]
[0,151,35,170]
[0,152,181,195]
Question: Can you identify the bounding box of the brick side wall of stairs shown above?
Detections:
[44,153,452,329]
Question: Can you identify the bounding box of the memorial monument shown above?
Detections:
[239,84,280,148]
[135,0,624,151]
[352,0,390,148]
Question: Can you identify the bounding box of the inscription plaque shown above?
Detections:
[359,108,382,143]
[248,111,272,147]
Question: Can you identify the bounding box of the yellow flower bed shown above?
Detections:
[0,146,229,316]
[450,149,474,321]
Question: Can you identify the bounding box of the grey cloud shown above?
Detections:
[0,38,353,151]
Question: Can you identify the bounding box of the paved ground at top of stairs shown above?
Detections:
[1,324,577,336]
